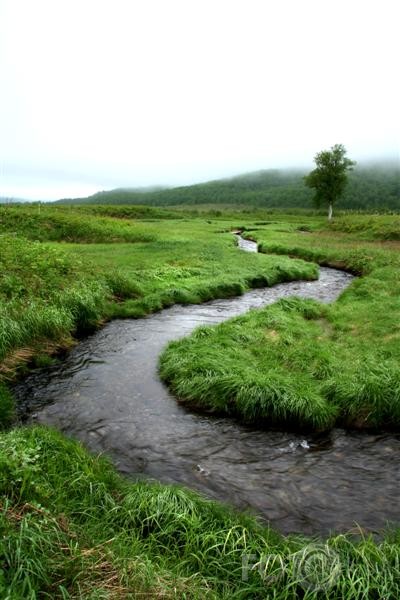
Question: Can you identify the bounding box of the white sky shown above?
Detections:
[0,0,399,200]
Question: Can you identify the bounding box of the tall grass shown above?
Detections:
[0,205,157,243]
[0,426,398,598]
[0,211,317,428]
[0,217,317,370]
[66,228,318,320]
[1,211,400,597]
[1,238,95,361]
[328,214,400,240]
[0,383,14,429]
[160,217,400,430]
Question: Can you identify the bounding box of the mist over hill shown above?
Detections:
[0,197,30,204]
[58,161,399,210]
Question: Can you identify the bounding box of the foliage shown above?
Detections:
[0,210,317,393]
[0,234,139,378]
[35,213,318,322]
[1,209,400,597]
[0,205,157,243]
[0,425,399,598]
[74,203,181,220]
[160,216,400,430]
[328,214,400,240]
[0,383,14,430]
[304,145,356,219]
[57,161,400,211]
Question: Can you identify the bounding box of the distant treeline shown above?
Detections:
[59,162,399,210]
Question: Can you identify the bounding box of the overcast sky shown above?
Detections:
[0,0,398,200]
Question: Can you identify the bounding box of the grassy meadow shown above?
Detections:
[160,215,400,431]
[0,203,399,597]
[0,205,317,384]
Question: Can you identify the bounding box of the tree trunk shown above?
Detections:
[328,203,333,221]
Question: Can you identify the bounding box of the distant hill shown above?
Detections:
[0,197,30,204]
[58,162,400,210]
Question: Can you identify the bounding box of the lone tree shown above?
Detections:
[304,144,356,220]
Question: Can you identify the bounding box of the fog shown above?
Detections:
[0,0,398,200]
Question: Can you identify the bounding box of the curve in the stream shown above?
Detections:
[14,238,400,536]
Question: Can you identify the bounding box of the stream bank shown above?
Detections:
[13,239,400,535]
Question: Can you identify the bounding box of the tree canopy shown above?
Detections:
[304,144,356,219]
[55,159,400,211]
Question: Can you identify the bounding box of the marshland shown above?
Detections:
[0,201,399,598]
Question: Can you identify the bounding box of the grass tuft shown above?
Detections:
[0,426,399,598]
[160,217,400,430]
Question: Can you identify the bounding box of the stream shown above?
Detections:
[14,237,400,536]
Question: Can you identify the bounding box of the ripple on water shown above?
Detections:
[13,240,400,536]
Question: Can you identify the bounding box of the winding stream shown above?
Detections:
[14,238,400,536]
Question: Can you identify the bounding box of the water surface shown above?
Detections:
[14,240,399,535]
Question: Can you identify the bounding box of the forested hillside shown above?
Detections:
[60,162,399,210]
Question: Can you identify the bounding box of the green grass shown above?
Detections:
[0,383,14,430]
[65,220,318,319]
[58,161,400,210]
[0,207,317,424]
[160,216,400,430]
[0,205,161,243]
[0,214,317,362]
[0,235,129,366]
[328,214,400,240]
[0,425,399,599]
[1,208,400,597]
